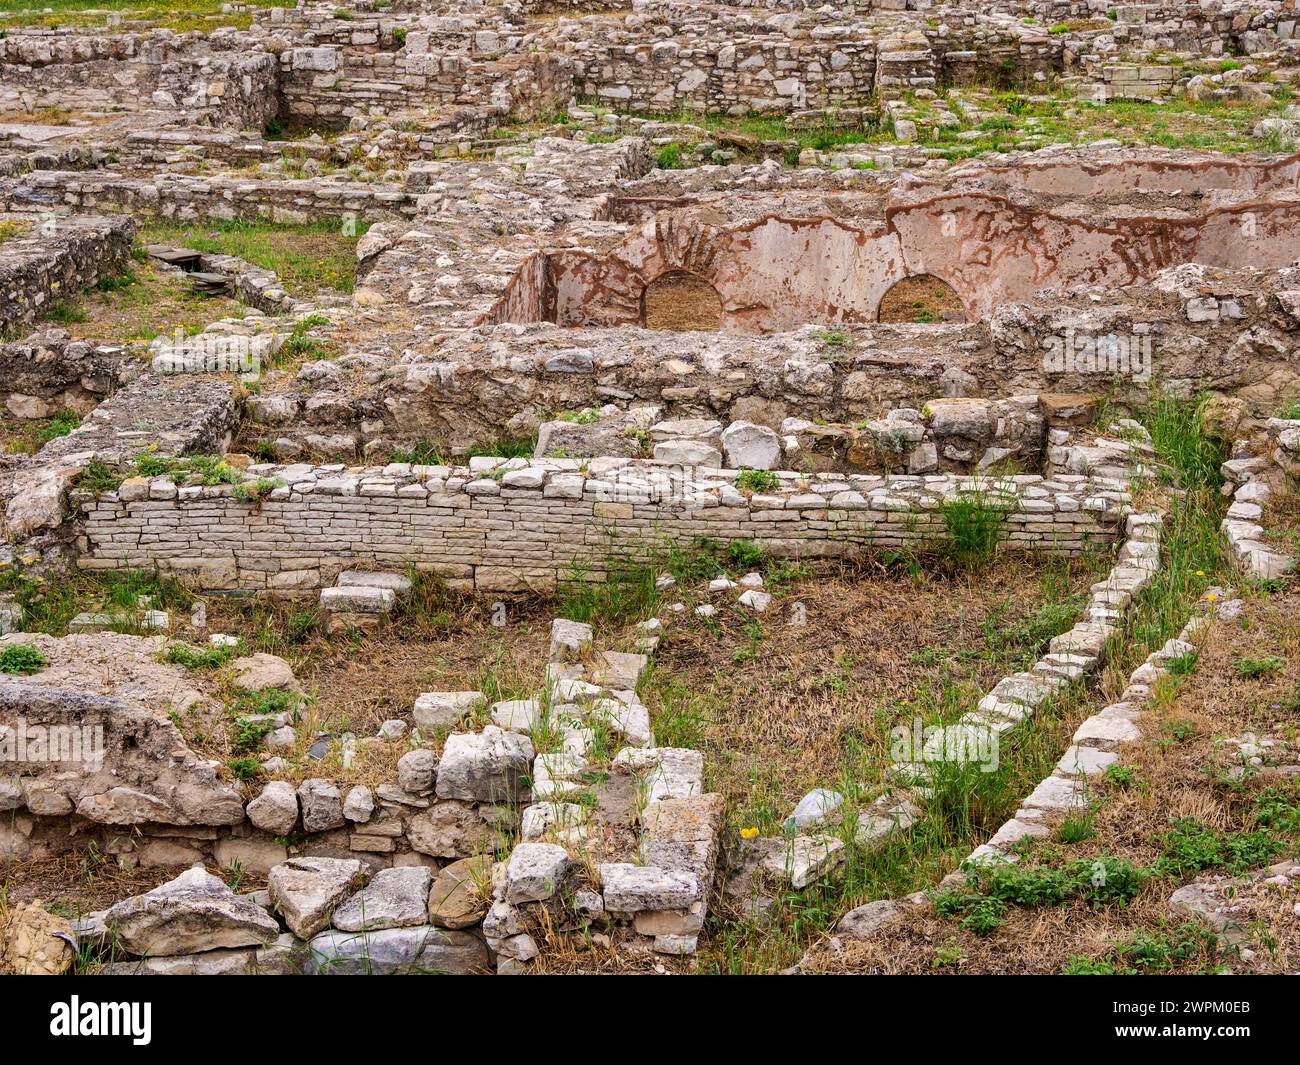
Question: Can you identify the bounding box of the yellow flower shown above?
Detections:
[1206,593,1219,602]
[1195,570,1204,577]
[739,827,759,840]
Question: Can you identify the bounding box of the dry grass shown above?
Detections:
[643,553,1105,831]
[803,576,1300,975]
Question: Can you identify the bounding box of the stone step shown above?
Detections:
[335,569,412,595]
[320,586,396,614]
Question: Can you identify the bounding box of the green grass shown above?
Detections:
[0,566,195,637]
[466,437,536,460]
[1233,654,1286,679]
[942,487,1012,568]
[0,0,275,31]
[388,440,448,465]
[139,218,368,296]
[161,641,240,670]
[1154,817,1286,877]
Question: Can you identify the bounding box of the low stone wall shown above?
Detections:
[1,171,416,225]
[0,213,134,334]
[75,459,1129,593]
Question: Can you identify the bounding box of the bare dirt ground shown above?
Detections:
[876,273,967,323]
[641,552,1104,829]
[642,270,723,330]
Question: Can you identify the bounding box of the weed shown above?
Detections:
[942,486,1011,567]
[0,643,47,675]
[734,469,780,493]
[1234,654,1285,679]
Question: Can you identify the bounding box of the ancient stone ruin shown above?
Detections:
[1,0,1298,984]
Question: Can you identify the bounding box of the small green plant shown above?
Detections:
[1155,817,1283,877]
[227,757,261,781]
[162,641,238,670]
[31,410,80,449]
[1115,923,1217,972]
[41,301,87,324]
[1062,955,1132,975]
[1102,763,1137,789]
[655,143,686,169]
[77,460,125,495]
[727,539,764,570]
[817,329,849,348]
[389,439,446,465]
[233,477,280,503]
[467,436,536,460]
[1233,654,1285,678]
[942,487,1011,568]
[932,943,964,967]
[0,643,47,675]
[734,468,780,493]
[1054,812,1096,844]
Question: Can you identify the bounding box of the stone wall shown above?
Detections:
[0,213,134,334]
[0,31,278,129]
[1,170,416,224]
[274,16,573,128]
[0,328,124,420]
[75,459,1129,593]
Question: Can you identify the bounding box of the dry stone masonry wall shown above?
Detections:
[76,458,1128,594]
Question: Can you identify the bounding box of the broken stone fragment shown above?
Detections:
[342,785,375,823]
[230,653,300,694]
[435,726,534,803]
[412,690,484,730]
[505,843,571,904]
[297,777,345,832]
[721,420,781,470]
[600,863,700,912]
[783,788,845,833]
[268,856,368,940]
[549,618,594,661]
[306,925,488,975]
[105,866,280,957]
[396,748,438,793]
[489,697,543,734]
[330,866,433,932]
[0,900,77,975]
[428,855,492,930]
